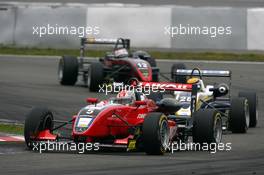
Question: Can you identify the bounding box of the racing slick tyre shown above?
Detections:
[171,63,187,83]
[146,92,163,102]
[152,73,159,82]
[58,56,79,85]
[142,112,169,155]
[151,68,159,82]
[229,97,250,133]
[24,107,54,149]
[238,91,258,127]
[88,62,104,92]
[146,57,157,67]
[193,109,222,144]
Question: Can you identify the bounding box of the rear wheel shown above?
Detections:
[238,91,258,127]
[171,63,187,83]
[24,107,54,149]
[193,109,222,144]
[229,97,249,133]
[88,62,104,92]
[58,56,79,85]
[143,112,169,155]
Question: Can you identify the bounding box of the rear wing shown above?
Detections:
[79,37,130,65]
[80,37,130,65]
[81,37,130,49]
[139,82,193,92]
[174,69,231,78]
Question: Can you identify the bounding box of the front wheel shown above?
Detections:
[88,62,104,92]
[146,92,163,102]
[24,107,54,149]
[238,91,258,127]
[151,67,159,82]
[142,112,169,155]
[146,57,157,67]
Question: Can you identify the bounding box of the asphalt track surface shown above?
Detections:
[1,0,264,7]
[0,55,264,175]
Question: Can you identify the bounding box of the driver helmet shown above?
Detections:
[187,77,203,90]
[116,90,136,101]
[114,48,129,58]
[187,77,200,84]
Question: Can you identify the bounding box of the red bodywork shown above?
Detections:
[37,82,193,146]
[36,99,157,145]
[72,99,156,141]
[103,58,153,82]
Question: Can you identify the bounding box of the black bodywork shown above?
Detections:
[169,67,257,138]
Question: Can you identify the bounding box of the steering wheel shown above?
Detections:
[190,68,202,79]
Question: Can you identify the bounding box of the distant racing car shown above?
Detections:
[58,38,159,92]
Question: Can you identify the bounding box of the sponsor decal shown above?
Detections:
[137,62,148,68]
[137,114,146,119]
[140,82,192,91]
[77,118,93,127]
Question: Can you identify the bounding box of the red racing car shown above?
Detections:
[24,82,222,155]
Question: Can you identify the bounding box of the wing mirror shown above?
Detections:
[86,98,98,104]
[135,100,147,106]
[209,83,229,97]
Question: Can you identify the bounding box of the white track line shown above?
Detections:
[156,59,264,65]
[11,136,24,141]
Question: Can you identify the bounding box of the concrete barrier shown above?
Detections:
[0,7,16,45]
[247,9,264,50]
[171,7,247,50]
[87,7,171,48]
[15,5,86,49]
[0,3,263,51]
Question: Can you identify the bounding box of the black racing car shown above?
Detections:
[170,66,258,133]
[58,38,159,92]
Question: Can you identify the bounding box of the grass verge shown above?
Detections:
[0,123,24,135]
[0,46,264,61]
